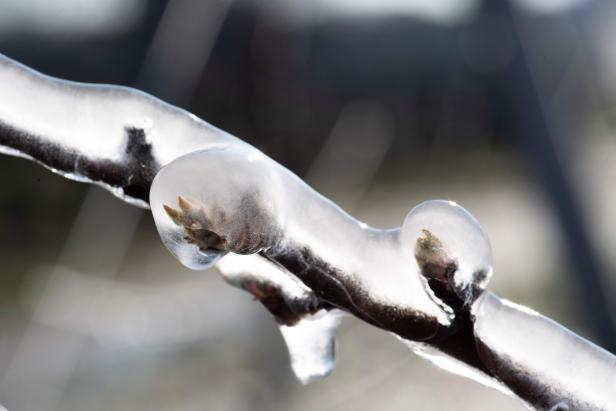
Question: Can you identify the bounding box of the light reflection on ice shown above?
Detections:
[473,292,616,411]
[402,199,493,303]
[0,54,247,206]
[150,147,454,330]
[279,310,345,384]
[2,50,614,406]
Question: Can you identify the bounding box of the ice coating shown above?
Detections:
[400,339,515,399]
[0,52,345,385]
[217,254,344,383]
[0,53,246,207]
[216,253,321,326]
[279,310,345,384]
[473,292,616,411]
[3,51,616,405]
[402,200,493,304]
[150,146,454,342]
[149,147,283,268]
[0,52,344,383]
[151,146,616,407]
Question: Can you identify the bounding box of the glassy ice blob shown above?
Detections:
[279,310,345,384]
[401,200,493,304]
[150,147,285,270]
[217,255,344,384]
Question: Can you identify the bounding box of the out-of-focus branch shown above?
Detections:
[0,53,614,410]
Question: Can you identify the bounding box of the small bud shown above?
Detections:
[414,229,456,284]
[163,204,181,224]
[178,195,193,212]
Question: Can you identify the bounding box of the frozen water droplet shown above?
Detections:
[216,254,342,383]
[279,310,345,384]
[401,200,493,303]
[150,147,283,268]
[150,149,242,270]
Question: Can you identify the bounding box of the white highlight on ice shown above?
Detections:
[280,310,345,384]
[150,147,454,327]
[0,54,246,206]
[402,199,493,298]
[473,292,616,411]
[218,254,343,384]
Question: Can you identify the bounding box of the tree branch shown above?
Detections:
[0,53,614,410]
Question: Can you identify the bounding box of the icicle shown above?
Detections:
[279,310,345,384]
[216,254,344,383]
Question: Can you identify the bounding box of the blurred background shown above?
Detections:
[0,0,615,409]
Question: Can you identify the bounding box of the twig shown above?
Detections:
[0,53,614,410]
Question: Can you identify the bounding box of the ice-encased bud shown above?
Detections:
[401,200,493,304]
[150,147,283,270]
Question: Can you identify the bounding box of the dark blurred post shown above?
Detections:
[486,0,616,351]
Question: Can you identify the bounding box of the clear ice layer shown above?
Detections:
[217,254,344,383]
[150,146,616,407]
[149,147,453,330]
[400,338,515,398]
[402,199,493,302]
[3,51,615,406]
[0,52,349,384]
[0,53,247,207]
[473,293,616,411]
[279,310,345,384]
